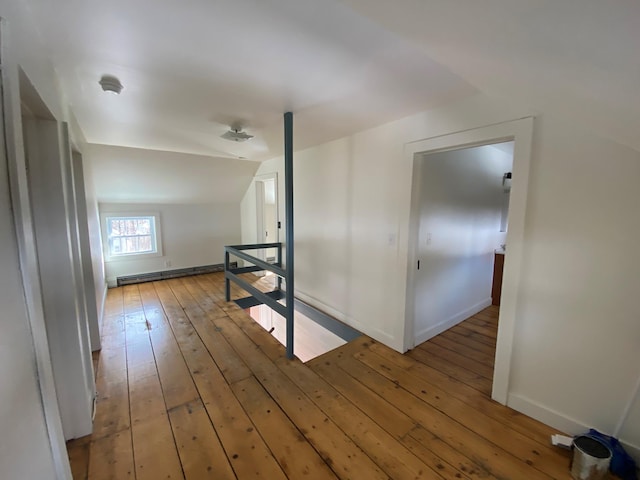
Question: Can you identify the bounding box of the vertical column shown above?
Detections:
[225,250,231,301]
[277,243,282,291]
[284,112,294,359]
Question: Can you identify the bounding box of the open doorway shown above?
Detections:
[412,142,513,344]
[255,173,279,268]
[409,141,513,397]
[404,118,534,404]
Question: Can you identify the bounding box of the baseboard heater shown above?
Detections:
[116,262,237,287]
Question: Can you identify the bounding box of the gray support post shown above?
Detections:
[277,243,283,291]
[225,250,231,301]
[284,111,294,359]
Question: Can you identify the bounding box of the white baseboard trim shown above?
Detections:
[508,393,640,463]
[414,297,492,345]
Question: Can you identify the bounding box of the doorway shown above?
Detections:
[404,118,534,404]
[409,141,513,397]
[255,173,279,267]
[412,142,513,346]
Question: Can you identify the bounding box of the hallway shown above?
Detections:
[67,273,578,479]
[409,305,499,397]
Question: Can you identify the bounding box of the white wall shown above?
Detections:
[506,115,640,455]
[241,93,640,459]
[413,145,512,343]
[87,144,260,204]
[88,143,258,287]
[0,3,77,478]
[0,108,61,480]
[244,95,523,348]
[620,393,640,449]
[101,202,241,286]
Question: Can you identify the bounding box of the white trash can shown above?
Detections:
[570,435,612,480]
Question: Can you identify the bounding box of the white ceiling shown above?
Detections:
[22,0,639,205]
[339,0,640,152]
[25,0,640,160]
[490,141,514,158]
[27,0,474,161]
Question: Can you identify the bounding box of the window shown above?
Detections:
[103,214,161,260]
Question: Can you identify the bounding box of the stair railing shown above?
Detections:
[224,242,295,357]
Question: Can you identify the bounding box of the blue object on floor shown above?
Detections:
[583,429,637,480]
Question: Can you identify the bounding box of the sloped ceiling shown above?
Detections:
[87,145,260,204]
[20,0,639,205]
[23,0,640,159]
[339,0,640,151]
[25,0,474,161]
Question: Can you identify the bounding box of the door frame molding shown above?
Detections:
[255,172,279,243]
[403,117,534,404]
[0,21,73,478]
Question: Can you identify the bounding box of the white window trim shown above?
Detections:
[100,211,163,262]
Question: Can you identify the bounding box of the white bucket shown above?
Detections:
[570,435,612,480]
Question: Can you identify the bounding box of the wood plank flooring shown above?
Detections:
[68,273,582,480]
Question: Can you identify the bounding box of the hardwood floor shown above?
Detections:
[68,273,582,480]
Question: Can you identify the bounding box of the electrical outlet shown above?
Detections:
[165,260,172,268]
[426,232,432,245]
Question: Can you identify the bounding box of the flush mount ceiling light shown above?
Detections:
[221,126,254,142]
[99,75,123,94]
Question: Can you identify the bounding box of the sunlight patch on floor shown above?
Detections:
[247,304,347,362]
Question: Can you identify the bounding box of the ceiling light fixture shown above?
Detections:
[221,127,254,142]
[99,75,123,94]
